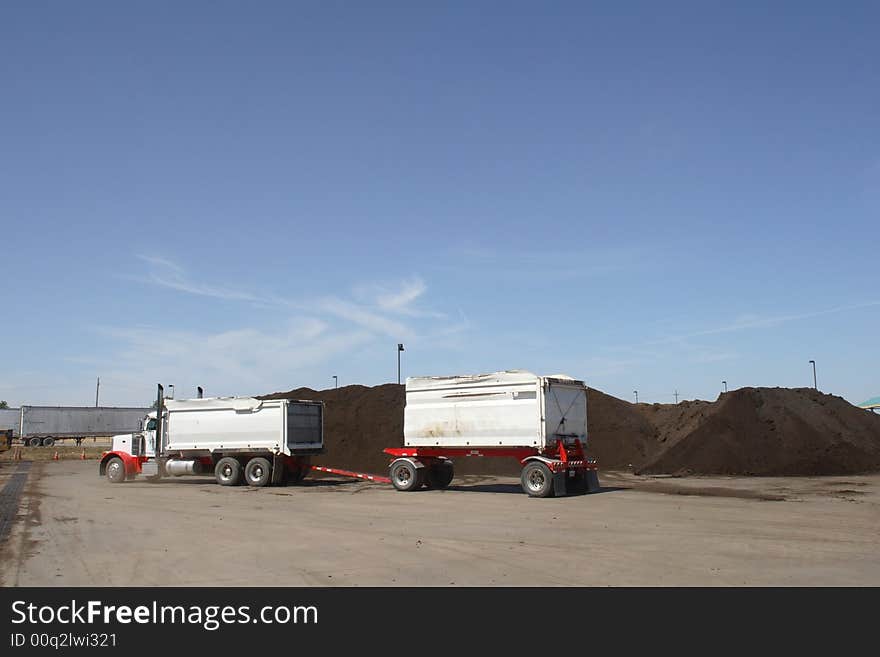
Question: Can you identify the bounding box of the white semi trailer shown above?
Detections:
[14,406,150,447]
[99,385,323,487]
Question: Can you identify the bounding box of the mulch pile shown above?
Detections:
[261,384,880,476]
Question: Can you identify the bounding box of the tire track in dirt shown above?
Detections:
[0,461,32,543]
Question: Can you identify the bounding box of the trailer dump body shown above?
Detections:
[404,370,588,449]
[387,370,598,497]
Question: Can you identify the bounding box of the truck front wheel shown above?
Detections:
[215,457,242,486]
[521,461,554,498]
[244,457,272,487]
[106,457,126,484]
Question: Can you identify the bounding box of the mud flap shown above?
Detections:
[586,470,600,493]
[553,471,567,496]
[271,455,286,485]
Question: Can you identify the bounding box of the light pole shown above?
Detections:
[333,375,338,389]
[809,360,817,389]
[633,390,638,404]
[674,390,679,404]
[95,377,100,407]
[397,343,405,385]
[722,380,727,393]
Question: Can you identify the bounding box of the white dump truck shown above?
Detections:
[99,385,323,487]
[383,370,600,497]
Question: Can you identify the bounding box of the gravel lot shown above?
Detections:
[1,460,878,586]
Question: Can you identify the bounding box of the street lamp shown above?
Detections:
[633,390,638,404]
[333,375,338,389]
[397,344,405,385]
[809,360,817,390]
[722,380,727,393]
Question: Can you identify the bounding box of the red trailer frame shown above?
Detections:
[383,439,599,497]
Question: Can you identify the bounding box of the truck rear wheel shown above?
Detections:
[27,437,41,447]
[390,459,423,492]
[244,457,272,487]
[426,461,454,489]
[521,461,554,498]
[215,457,242,486]
[106,457,126,484]
[41,437,55,447]
[286,457,311,485]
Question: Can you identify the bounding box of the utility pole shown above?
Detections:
[95,377,100,407]
[674,390,679,404]
[397,344,405,385]
[809,360,817,389]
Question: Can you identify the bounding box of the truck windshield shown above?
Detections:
[146,418,157,431]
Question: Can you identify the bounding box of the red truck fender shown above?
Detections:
[99,450,142,477]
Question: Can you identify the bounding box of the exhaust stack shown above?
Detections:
[197,386,204,399]
[155,384,164,458]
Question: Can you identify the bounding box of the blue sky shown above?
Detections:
[1,1,878,407]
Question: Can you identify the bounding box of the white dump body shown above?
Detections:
[162,397,323,456]
[404,370,588,449]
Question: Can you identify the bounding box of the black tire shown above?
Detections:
[106,457,126,484]
[41,437,55,447]
[390,459,422,492]
[244,457,272,487]
[215,457,242,486]
[286,458,311,485]
[27,437,41,447]
[426,462,454,489]
[521,461,554,498]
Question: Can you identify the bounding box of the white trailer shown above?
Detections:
[99,386,323,487]
[0,407,18,449]
[385,370,599,497]
[17,406,150,447]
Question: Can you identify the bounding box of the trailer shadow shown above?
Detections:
[446,482,629,496]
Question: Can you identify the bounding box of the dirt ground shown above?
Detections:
[1,460,878,586]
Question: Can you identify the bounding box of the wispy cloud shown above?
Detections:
[643,300,880,346]
[137,255,278,305]
[93,320,374,399]
[69,255,472,400]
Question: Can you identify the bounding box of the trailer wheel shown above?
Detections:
[41,437,55,447]
[390,459,422,492]
[427,462,454,489]
[106,457,126,484]
[27,437,42,447]
[215,457,242,486]
[244,457,272,487]
[521,461,554,498]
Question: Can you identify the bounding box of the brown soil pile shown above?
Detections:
[260,384,522,476]
[261,384,880,477]
[634,387,880,476]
